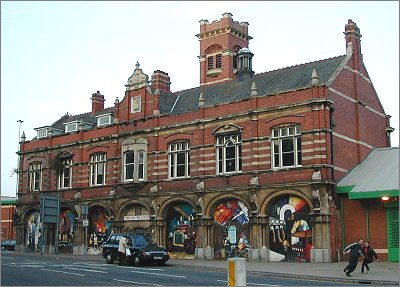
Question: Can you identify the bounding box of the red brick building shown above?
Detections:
[15,13,394,262]
[1,196,17,241]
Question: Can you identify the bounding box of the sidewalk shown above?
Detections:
[10,252,400,285]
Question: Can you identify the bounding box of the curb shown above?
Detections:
[170,262,399,286]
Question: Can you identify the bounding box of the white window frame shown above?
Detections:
[58,159,72,189]
[216,134,242,174]
[168,141,190,179]
[271,125,302,169]
[90,153,106,186]
[97,115,112,127]
[65,122,78,133]
[37,129,48,139]
[123,148,146,182]
[29,162,42,191]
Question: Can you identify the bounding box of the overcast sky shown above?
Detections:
[2,1,398,197]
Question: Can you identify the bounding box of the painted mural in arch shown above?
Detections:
[166,202,196,259]
[58,209,76,252]
[26,210,42,252]
[213,199,249,259]
[88,206,111,253]
[268,195,312,262]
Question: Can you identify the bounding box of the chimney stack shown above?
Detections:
[151,70,171,93]
[91,91,105,115]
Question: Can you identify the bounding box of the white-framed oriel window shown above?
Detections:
[271,125,302,169]
[123,150,145,181]
[29,162,42,191]
[58,159,72,189]
[90,153,106,186]
[216,134,242,174]
[168,141,190,178]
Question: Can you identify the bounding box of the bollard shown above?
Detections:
[227,257,246,286]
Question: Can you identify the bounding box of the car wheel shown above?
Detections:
[105,253,114,264]
[133,255,141,266]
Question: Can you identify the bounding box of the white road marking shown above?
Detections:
[130,267,165,271]
[63,266,108,273]
[41,268,85,277]
[19,264,44,268]
[130,270,186,278]
[113,279,162,286]
[66,263,109,270]
[216,280,280,286]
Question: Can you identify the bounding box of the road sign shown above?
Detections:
[83,219,89,227]
[41,195,59,223]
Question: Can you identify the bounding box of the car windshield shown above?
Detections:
[131,235,157,247]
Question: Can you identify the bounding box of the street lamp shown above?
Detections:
[16,120,23,197]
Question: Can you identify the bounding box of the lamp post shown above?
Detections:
[16,120,23,197]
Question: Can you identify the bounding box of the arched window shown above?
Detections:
[121,138,148,182]
[124,150,135,181]
[58,158,72,189]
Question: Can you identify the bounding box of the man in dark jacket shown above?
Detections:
[343,238,364,277]
[361,241,378,273]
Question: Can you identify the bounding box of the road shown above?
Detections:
[1,251,348,286]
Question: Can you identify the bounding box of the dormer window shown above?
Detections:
[65,122,78,133]
[96,114,113,127]
[35,127,49,139]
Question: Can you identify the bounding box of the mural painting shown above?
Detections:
[166,202,196,258]
[213,199,250,259]
[268,196,312,262]
[58,209,75,253]
[26,210,42,252]
[88,206,111,253]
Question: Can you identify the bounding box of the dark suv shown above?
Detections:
[102,233,170,266]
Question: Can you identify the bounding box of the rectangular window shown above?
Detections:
[271,125,302,169]
[37,129,48,139]
[124,150,134,181]
[58,159,72,189]
[65,122,78,133]
[90,153,106,186]
[216,54,222,68]
[216,134,242,174]
[138,151,145,181]
[168,141,190,178]
[207,56,214,70]
[97,115,112,127]
[29,162,42,191]
[233,55,238,69]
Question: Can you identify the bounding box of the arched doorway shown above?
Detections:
[165,202,196,259]
[121,204,151,234]
[88,206,111,254]
[212,199,249,259]
[268,195,312,262]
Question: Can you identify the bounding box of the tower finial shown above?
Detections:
[198,92,205,109]
[251,81,258,97]
[136,61,140,70]
[311,69,319,85]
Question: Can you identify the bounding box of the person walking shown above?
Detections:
[361,241,379,273]
[118,236,128,266]
[343,238,364,277]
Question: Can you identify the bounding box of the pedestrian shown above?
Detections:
[343,238,364,277]
[361,241,379,273]
[118,236,128,266]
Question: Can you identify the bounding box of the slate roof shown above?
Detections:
[164,55,346,115]
[337,147,400,199]
[45,55,346,136]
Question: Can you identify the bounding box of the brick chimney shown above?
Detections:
[91,91,105,114]
[151,70,171,93]
[344,19,362,69]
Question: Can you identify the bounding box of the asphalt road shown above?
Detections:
[1,251,351,286]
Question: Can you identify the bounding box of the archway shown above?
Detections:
[88,206,111,253]
[165,201,196,259]
[58,208,76,253]
[25,210,41,252]
[212,198,250,259]
[268,195,312,262]
[120,203,151,234]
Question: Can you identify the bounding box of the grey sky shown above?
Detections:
[2,1,398,197]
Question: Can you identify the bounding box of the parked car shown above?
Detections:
[102,233,170,266]
[1,239,16,251]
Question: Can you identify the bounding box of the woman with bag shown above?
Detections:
[118,236,129,266]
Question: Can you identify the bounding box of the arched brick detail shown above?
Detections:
[158,197,196,220]
[204,193,250,218]
[117,200,151,220]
